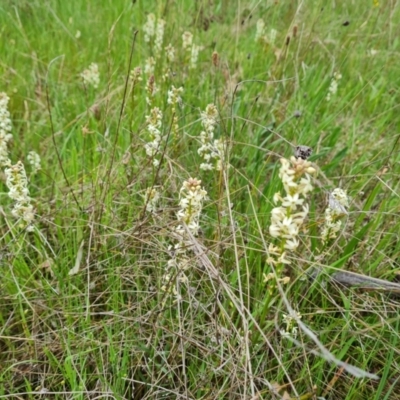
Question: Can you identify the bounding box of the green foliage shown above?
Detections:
[1,0,400,398]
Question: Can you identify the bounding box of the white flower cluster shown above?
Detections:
[268,157,315,264]
[190,44,203,69]
[0,93,36,231]
[0,92,12,167]
[165,44,175,63]
[143,187,160,213]
[144,56,156,76]
[143,14,166,59]
[27,151,41,174]
[269,28,278,45]
[80,63,100,89]
[144,107,163,167]
[280,311,301,339]
[167,85,183,107]
[162,178,207,300]
[167,85,183,134]
[181,31,202,69]
[255,20,277,45]
[143,13,156,43]
[263,272,290,285]
[326,72,342,101]
[154,19,166,57]
[198,104,225,171]
[321,188,349,243]
[130,67,142,85]
[5,161,35,231]
[255,19,265,42]
[176,178,207,237]
[182,31,193,50]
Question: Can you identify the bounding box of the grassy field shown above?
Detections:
[1,0,400,398]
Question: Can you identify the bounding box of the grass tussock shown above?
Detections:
[1,1,400,399]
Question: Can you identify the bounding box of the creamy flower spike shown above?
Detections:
[190,44,202,69]
[269,28,278,45]
[165,44,176,63]
[198,104,226,171]
[1,93,35,231]
[154,18,166,57]
[0,92,12,167]
[130,67,142,85]
[176,178,207,236]
[255,19,265,42]
[182,31,193,50]
[162,178,207,300]
[326,72,342,101]
[143,13,156,43]
[167,86,183,134]
[5,161,35,231]
[144,57,156,76]
[167,86,183,106]
[144,107,163,167]
[268,156,315,262]
[80,63,100,89]
[27,151,41,174]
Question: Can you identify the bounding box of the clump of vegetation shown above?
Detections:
[1,1,400,399]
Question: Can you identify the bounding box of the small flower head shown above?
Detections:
[144,57,156,76]
[165,44,176,63]
[281,311,301,339]
[197,104,226,171]
[80,63,100,88]
[182,31,193,50]
[190,44,203,69]
[269,29,278,45]
[130,67,142,85]
[143,13,156,43]
[167,86,183,107]
[177,178,207,236]
[144,107,163,160]
[255,19,265,42]
[27,151,41,174]
[144,187,160,213]
[326,71,342,101]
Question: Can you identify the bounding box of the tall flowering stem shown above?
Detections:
[326,72,342,101]
[0,92,36,231]
[0,92,12,167]
[162,178,207,301]
[143,13,156,43]
[176,178,207,237]
[144,107,163,167]
[167,85,183,135]
[267,157,316,272]
[198,104,226,171]
[154,18,165,58]
[5,161,35,231]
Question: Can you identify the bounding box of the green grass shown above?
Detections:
[1,0,400,398]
